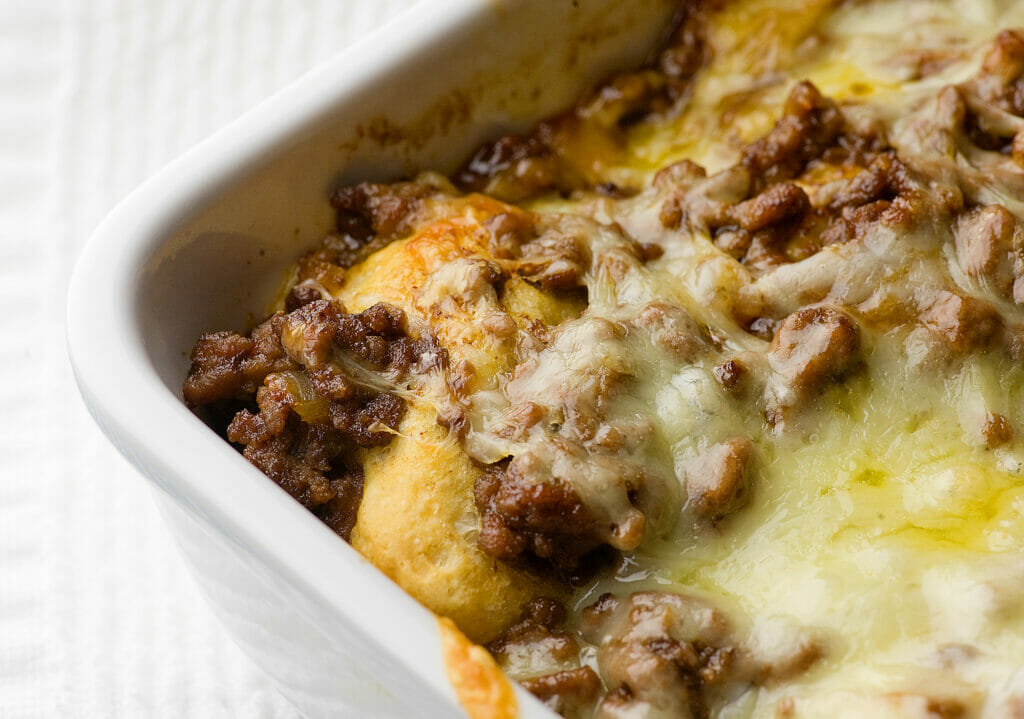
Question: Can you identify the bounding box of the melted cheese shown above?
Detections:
[333,1,1024,715]
[550,2,1024,715]
[577,357,1024,715]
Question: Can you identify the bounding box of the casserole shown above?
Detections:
[71,0,1024,716]
[66,1,678,717]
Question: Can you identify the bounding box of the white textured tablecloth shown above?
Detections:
[0,1,420,715]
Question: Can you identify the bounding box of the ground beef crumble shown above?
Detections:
[658,81,916,281]
[474,463,606,575]
[488,598,602,718]
[488,590,823,719]
[184,296,441,541]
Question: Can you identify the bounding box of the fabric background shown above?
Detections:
[0,1,420,716]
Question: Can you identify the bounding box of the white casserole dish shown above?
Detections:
[66,1,679,716]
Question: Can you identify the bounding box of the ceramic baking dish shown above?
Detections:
[66,1,678,716]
